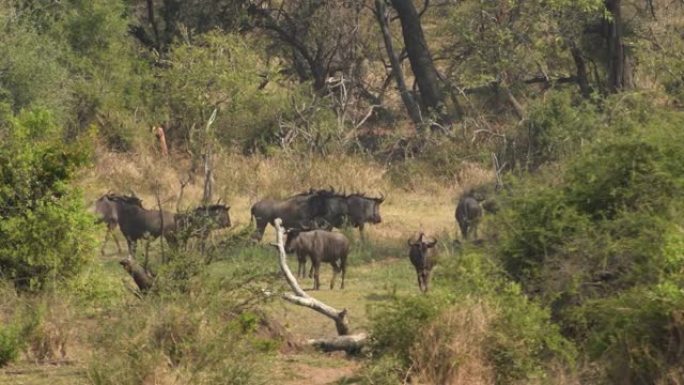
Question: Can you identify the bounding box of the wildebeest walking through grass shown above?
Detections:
[103,194,176,258]
[408,232,438,293]
[455,194,482,240]
[94,193,143,255]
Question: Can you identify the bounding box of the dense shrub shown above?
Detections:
[0,109,97,290]
[0,324,20,367]
[490,106,684,383]
[504,91,599,171]
[365,250,576,384]
[88,284,277,385]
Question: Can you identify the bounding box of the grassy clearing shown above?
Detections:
[0,150,492,385]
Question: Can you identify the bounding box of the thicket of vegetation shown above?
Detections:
[1,0,683,384]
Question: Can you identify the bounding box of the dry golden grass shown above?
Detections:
[80,146,494,243]
[410,301,496,385]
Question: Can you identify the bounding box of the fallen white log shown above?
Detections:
[307,332,368,353]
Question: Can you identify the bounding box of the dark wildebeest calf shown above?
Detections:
[105,194,176,258]
[285,229,350,290]
[94,193,143,255]
[250,190,330,241]
[408,233,438,293]
[455,194,483,240]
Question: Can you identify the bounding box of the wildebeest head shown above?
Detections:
[194,204,231,229]
[407,232,438,257]
[284,228,304,253]
[347,192,384,224]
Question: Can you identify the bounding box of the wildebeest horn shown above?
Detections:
[216,197,222,205]
[377,192,385,203]
[426,238,438,247]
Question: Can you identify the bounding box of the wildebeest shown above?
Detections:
[173,204,232,247]
[455,194,483,240]
[310,188,385,239]
[341,192,384,238]
[94,193,143,255]
[105,194,176,257]
[119,256,154,293]
[285,229,350,290]
[250,190,330,241]
[408,233,438,293]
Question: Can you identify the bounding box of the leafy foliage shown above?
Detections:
[490,105,684,383]
[0,109,96,290]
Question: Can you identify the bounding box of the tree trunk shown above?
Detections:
[374,0,422,125]
[146,0,161,51]
[570,43,592,98]
[604,0,630,93]
[389,0,451,125]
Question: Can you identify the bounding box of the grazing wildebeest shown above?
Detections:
[105,194,176,258]
[119,256,154,293]
[345,192,384,238]
[285,229,350,290]
[250,190,330,241]
[455,194,482,240]
[174,204,231,241]
[408,233,438,293]
[310,188,384,239]
[94,193,143,255]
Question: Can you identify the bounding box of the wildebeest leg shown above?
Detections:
[340,257,347,289]
[101,228,112,256]
[329,261,340,290]
[251,219,268,241]
[143,240,150,271]
[297,252,307,278]
[313,260,321,290]
[416,271,423,292]
[459,222,468,240]
[111,229,123,254]
[126,237,137,259]
[358,224,365,242]
[422,271,430,292]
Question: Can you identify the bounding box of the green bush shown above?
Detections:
[0,109,97,290]
[490,106,684,383]
[365,249,576,383]
[368,292,451,367]
[506,91,599,171]
[569,282,684,384]
[0,324,21,367]
[88,286,275,385]
[156,32,290,151]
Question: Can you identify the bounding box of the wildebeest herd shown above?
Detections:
[95,186,495,294]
